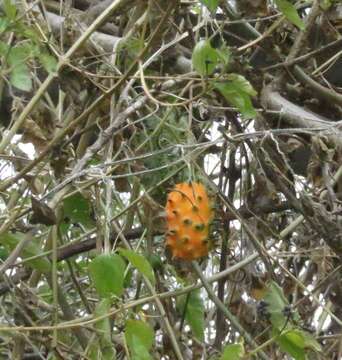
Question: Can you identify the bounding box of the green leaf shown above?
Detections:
[200,0,219,13]
[220,343,244,360]
[3,0,17,20]
[0,232,51,272]
[8,44,32,65]
[278,328,321,359]
[116,37,144,69]
[216,45,231,68]
[62,193,94,229]
[263,281,289,330]
[146,254,163,271]
[262,282,317,360]
[37,284,53,303]
[38,52,57,73]
[262,281,300,332]
[320,0,331,10]
[284,329,305,347]
[275,0,305,30]
[19,26,41,43]
[88,298,116,360]
[7,45,33,91]
[124,267,134,288]
[125,319,154,360]
[192,39,221,76]
[278,329,306,360]
[131,336,153,360]
[320,0,336,10]
[213,74,257,119]
[94,298,112,341]
[178,290,205,341]
[0,18,10,34]
[0,41,10,56]
[0,246,9,261]
[119,248,155,285]
[301,331,321,352]
[10,63,32,91]
[89,254,126,298]
[226,74,257,97]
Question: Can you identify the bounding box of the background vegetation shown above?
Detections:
[0,0,342,358]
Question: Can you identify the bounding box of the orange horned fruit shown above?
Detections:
[165,182,213,261]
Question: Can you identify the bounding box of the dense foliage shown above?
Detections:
[1,0,342,359]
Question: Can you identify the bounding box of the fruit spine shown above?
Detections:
[165,182,213,260]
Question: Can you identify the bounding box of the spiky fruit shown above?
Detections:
[165,182,213,261]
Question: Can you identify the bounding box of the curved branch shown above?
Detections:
[293,65,342,107]
[260,85,338,128]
